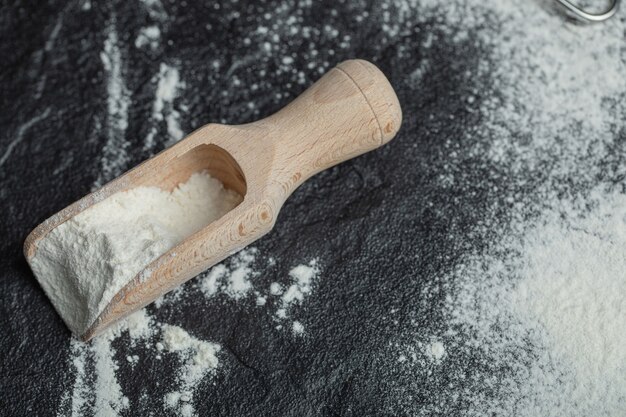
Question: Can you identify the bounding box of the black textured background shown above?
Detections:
[0,1,608,416]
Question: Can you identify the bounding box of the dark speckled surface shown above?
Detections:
[2,1,625,416]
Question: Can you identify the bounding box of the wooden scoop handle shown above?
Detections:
[260,59,402,196]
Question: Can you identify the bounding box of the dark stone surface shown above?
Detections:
[2,1,619,416]
[4,1,485,415]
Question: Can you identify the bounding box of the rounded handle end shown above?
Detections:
[336,59,403,144]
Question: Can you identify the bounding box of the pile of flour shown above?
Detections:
[29,171,241,336]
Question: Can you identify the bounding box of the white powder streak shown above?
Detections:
[225,249,256,298]
[95,25,130,188]
[60,309,225,417]
[61,310,155,417]
[144,63,185,152]
[200,264,228,297]
[166,111,184,143]
[0,108,51,167]
[68,340,90,417]
[92,336,129,416]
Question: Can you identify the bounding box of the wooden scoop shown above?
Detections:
[24,59,402,341]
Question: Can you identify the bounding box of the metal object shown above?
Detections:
[556,0,620,22]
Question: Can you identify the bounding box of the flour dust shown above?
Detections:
[95,23,130,189]
[382,0,626,416]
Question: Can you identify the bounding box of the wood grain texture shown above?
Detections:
[23,59,402,340]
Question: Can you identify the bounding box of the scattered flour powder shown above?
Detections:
[274,260,320,322]
[161,325,221,417]
[513,192,626,387]
[439,189,626,417]
[292,321,305,335]
[57,256,322,416]
[509,190,626,413]
[60,309,223,417]
[377,1,626,415]
[200,248,258,299]
[144,63,186,151]
[29,171,241,336]
[135,25,161,50]
[96,24,130,189]
[425,341,445,362]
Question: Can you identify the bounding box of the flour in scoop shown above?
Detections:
[29,171,242,336]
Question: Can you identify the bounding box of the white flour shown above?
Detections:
[442,189,626,416]
[379,1,626,415]
[135,25,160,50]
[144,63,185,151]
[62,309,223,417]
[60,309,155,417]
[29,171,241,336]
[512,190,626,387]
[161,325,221,417]
[195,251,322,325]
[292,320,305,335]
[425,341,445,362]
[58,256,322,416]
[274,260,320,321]
[200,248,258,299]
[96,24,130,188]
